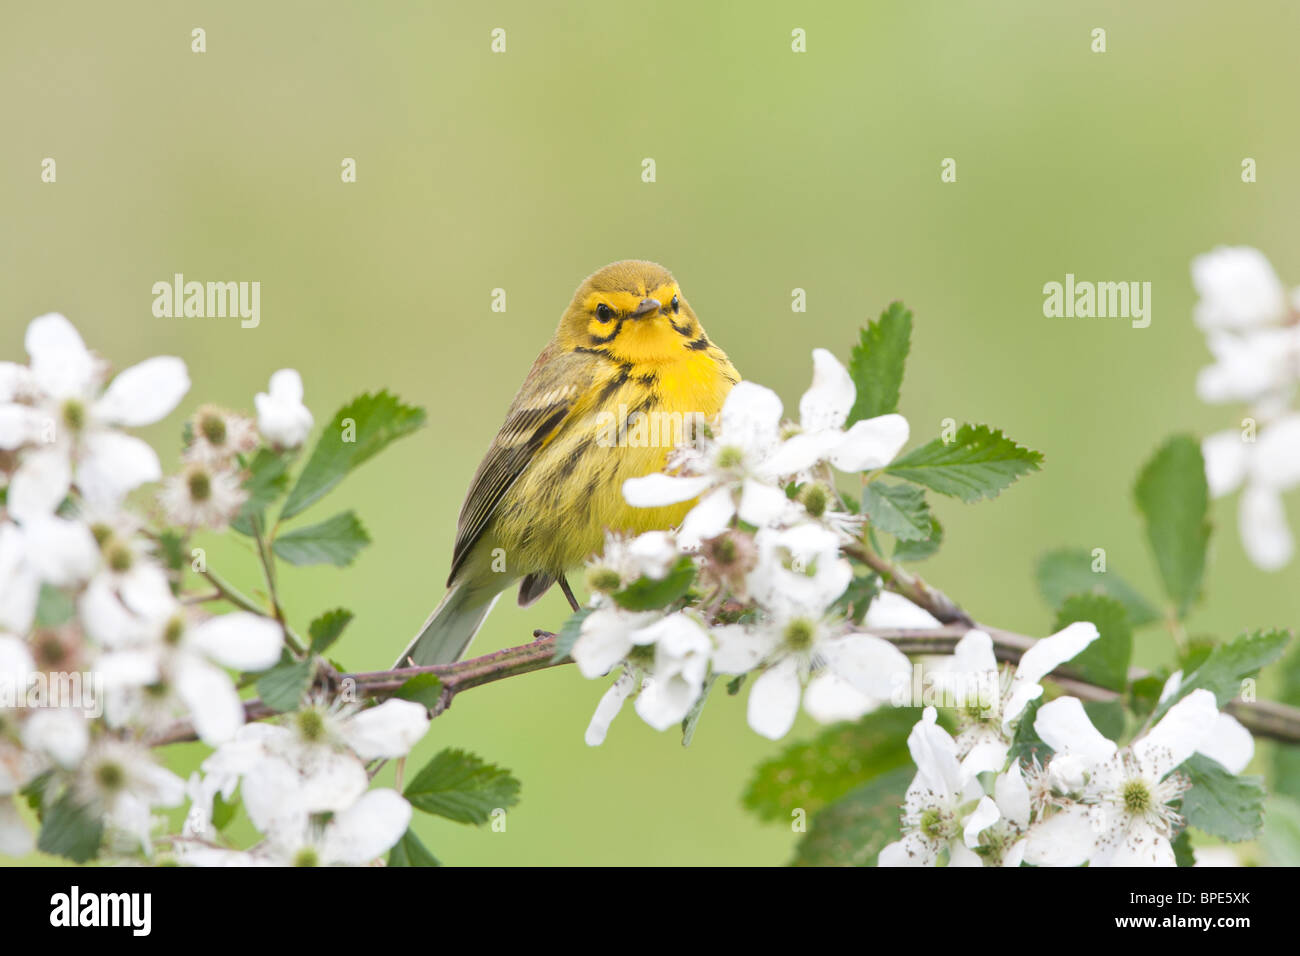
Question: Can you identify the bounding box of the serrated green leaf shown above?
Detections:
[860,482,932,541]
[791,765,914,866]
[1053,593,1132,692]
[612,556,695,611]
[38,793,103,863]
[233,449,290,536]
[394,672,443,709]
[404,748,520,825]
[256,656,313,712]
[272,511,371,567]
[744,708,921,822]
[1180,753,1265,842]
[1036,548,1161,628]
[1007,697,1052,766]
[1171,828,1196,867]
[281,391,426,520]
[551,607,592,662]
[1155,629,1291,721]
[388,827,441,867]
[893,514,943,563]
[308,608,354,653]
[886,424,1042,502]
[831,570,879,625]
[1134,435,1210,618]
[847,302,912,424]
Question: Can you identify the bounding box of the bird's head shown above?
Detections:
[556,260,708,363]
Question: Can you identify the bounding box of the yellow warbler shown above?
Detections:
[399,260,739,666]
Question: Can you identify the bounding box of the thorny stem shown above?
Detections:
[152,623,1300,747]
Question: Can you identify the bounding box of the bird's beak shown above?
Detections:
[630,297,661,318]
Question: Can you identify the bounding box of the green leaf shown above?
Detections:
[233,449,290,535]
[791,765,914,866]
[886,424,1042,502]
[831,570,879,625]
[860,482,932,541]
[551,607,592,662]
[744,708,920,822]
[1262,795,1300,866]
[156,529,187,576]
[280,391,426,520]
[1133,435,1210,618]
[612,556,695,611]
[38,793,103,863]
[272,511,371,567]
[1171,828,1196,867]
[308,608,354,654]
[893,514,943,563]
[680,675,716,747]
[35,584,75,629]
[1052,593,1132,692]
[394,673,443,710]
[1155,629,1291,721]
[211,791,238,831]
[847,301,912,424]
[388,827,441,867]
[1035,548,1161,628]
[1180,753,1265,842]
[404,748,521,825]
[1007,697,1052,766]
[256,656,313,712]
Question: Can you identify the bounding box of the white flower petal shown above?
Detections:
[963,795,1000,848]
[951,629,998,676]
[736,478,793,527]
[175,657,246,745]
[21,516,99,587]
[878,831,937,867]
[994,763,1032,830]
[585,672,635,746]
[1192,246,1287,330]
[961,740,1009,777]
[799,349,855,432]
[719,382,783,452]
[802,672,878,723]
[26,313,96,400]
[1135,688,1218,779]
[20,709,89,768]
[339,699,430,760]
[0,799,34,856]
[1202,430,1249,498]
[187,612,284,672]
[6,448,71,520]
[622,472,714,509]
[863,591,942,629]
[93,356,190,427]
[747,656,802,740]
[1253,414,1300,489]
[907,706,966,797]
[1098,821,1176,867]
[571,609,637,678]
[759,430,841,478]
[821,633,911,700]
[320,789,412,865]
[76,431,162,506]
[675,487,735,547]
[1034,696,1117,766]
[1004,622,1099,729]
[1196,712,1254,775]
[830,414,909,472]
[0,404,46,449]
[1023,804,1097,867]
[255,369,314,448]
[1238,483,1293,571]
[710,623,778,675]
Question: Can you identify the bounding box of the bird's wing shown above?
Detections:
[447,346,595,585]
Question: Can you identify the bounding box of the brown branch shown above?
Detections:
[150,619,1300,748]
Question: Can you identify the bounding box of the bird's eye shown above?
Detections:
[595,303,615,322]
[671,295,680,313]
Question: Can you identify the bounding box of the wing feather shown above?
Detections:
[447,347,595,584]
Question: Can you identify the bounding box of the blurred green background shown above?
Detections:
[3,1,1298,865]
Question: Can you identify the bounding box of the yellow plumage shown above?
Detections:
[399,261,739,666]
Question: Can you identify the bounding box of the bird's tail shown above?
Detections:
[395,581,503,668]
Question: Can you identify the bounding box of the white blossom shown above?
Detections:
[255,369,314,448]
